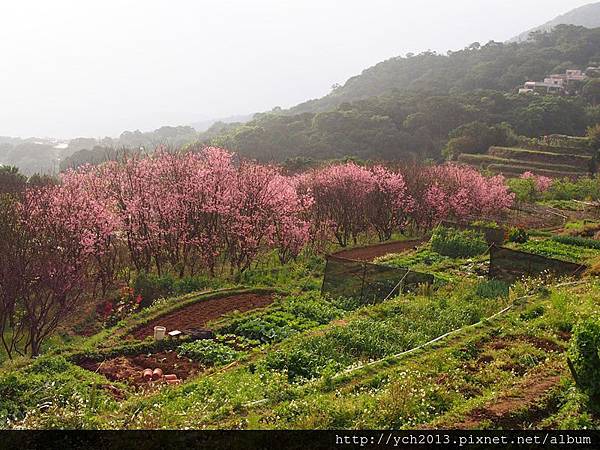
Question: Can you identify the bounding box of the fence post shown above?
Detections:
[567,357,580,386]
[320,256,331,296]
[359,262,367,303]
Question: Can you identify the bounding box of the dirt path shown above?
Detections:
[131,292,275,340]
[451,372,562,429]
[333,238,426,262]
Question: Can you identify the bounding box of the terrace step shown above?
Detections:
[522,143,593,157]
[488,146,593,170]
[458,153,584,173]
[487,164,585,179]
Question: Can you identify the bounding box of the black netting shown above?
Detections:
[321,255,434,303]
[489,245,586,282]
[440,221,506,245]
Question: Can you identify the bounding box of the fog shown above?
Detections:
[0,0,593,138]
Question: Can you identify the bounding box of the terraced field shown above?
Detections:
[458,141,596,178]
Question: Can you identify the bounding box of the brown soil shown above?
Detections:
[333,238,426,262]
[452,373,562,429]
[486,335,564,353]
[78,350,203,388]
[501,208,565,230]
[443,334,566,429]
[518,335,565,353]
[131,292,275,340]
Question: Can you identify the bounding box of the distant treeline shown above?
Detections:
[0,126,200,175]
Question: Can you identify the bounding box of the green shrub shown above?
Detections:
[430,226,487,258]
[519,305,545,321]
[544,177,600,201]
[177,340,243,366]
[569,317,600,401]
[508,227,529,243]
[508,178,537,203]
[133,272,175,306]
[471,219,499,229]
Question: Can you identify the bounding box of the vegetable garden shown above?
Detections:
[2,147,600,431]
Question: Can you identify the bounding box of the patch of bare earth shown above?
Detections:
[78,350,203,388]
[333,239,426,262]
[131,292,275,340]
[451,373,562,429]
[437,335,568,429]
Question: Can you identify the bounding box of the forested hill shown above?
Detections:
[18,25,600,173]
[201,26,600,165]
[288,25,600,115]
[510,2,600,43]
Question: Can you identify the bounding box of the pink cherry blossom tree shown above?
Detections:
[521,171,553,193]
[0,183,100,356]
[365,165,414,241]
[301,163,375,247]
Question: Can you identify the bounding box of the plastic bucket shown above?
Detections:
[154,326,166,341]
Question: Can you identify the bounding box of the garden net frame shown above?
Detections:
[321,255,434,304]
[488,245,587,282]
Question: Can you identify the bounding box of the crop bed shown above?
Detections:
[332,238,425,261]
[131,292,275,340]
[78,350,203,388]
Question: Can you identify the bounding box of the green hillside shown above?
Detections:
[197,26,600,164]
[288,24,600,115]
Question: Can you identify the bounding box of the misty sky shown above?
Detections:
[0,0,595,139]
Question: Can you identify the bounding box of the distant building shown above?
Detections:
[519,80,563,95]
[519,69,588,95]
[565,69,586,81]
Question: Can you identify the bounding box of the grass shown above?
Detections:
[0,272,512,429]
[540,200,587,212]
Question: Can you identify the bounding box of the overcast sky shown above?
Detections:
[0,0,595,139]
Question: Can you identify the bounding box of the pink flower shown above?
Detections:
[521,171,552,192]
